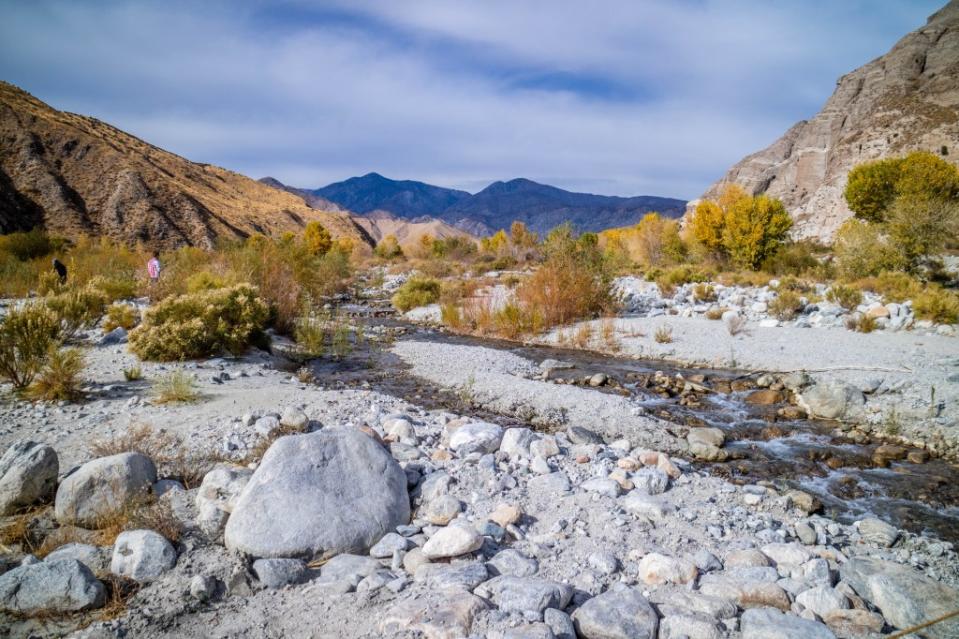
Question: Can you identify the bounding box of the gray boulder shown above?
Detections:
[475,576,573,619]
[110,530,177,583]
[0,440,58,515]
[44,543,111,575]
[740,607,836,639]
[195,464,253,539]
[0,559,105,614]
[449,421,504,455]
[54,452,156,528]
[224,428,410,559]
[840,558,959,639]
[798,381,864,420]
[572,587,658,639]
[252,558,307,588]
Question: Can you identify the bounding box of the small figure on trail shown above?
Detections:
[147,251,161,284]
[52,258,67,285]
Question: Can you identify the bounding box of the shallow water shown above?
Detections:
[308,313,959,544]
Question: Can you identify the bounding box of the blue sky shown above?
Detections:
[0,0,945,199]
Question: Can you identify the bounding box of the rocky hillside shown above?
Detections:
[351,210,473,250]
[0,82,370,249]
[692,0,959,241]
[313,174,686,237]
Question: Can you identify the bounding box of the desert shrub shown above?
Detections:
[855,314,878,333]
[726,314,747,335]
[826,284,863,310]
[884,194,959,269]
[692,283,716,302]
[294,316,326,357]
[392,277,442,312]
[689,199,727,254]
[303,221,332,256]
[86,275,139,302]
[717,270,772,288]
[913,287,959,324]
[129,284,270,360]
[768,290,803,320]
[656,265,709,296]
[66,237,144,291]
[185,271,228,293]
[493,303,541,339]
[654,325,673,343]
[761,241,823,276]
[705,307,724,320]
[0,229,62,261]
[723,194,792,270]
[516,257,613,328]
[833,219,905,279]
[36,270,64,296]
[845,151,959,223]
[854,271,924,303]
[153,370,199,403]
[774,275,814,294]
[0,303,62,389]
[440,303,464,330]
[27,347,85,402]
[44,287,107,339]
[431,236,477,260]
[330,320,352,359]
[123,365,143,381]
[103,303,140,332]
[375,235,404,260]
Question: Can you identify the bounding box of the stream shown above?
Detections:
[308,305,959,545]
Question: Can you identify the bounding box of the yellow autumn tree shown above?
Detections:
[722,194,792,270]
[303,221,332,256]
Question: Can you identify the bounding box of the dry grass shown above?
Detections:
[768,290,803,320]
[26,347,85,402]
[241,422,310,464]
[89,423,218,488]
[692,283,717,302]
[654,325,674,344]
[705,307,725,320]
[826,284,863,310]
[103,303,139,332]
[571,323,593,349]
[152,370,199,404]
[96,575,142,621]
[123,365,143,382]
[0,505,50,554]
[599,319,621,352]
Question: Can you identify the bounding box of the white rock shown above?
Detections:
[449,421,504,455]
[110,530,177,583]
[422,525,483,559]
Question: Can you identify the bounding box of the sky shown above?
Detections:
[0,0,945,199]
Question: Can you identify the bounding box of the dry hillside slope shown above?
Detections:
[691,0,959,241]
[0,82,369,249]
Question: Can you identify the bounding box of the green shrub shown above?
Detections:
[103,303,140,332]
[826,284,863,310]
[0,303,62,389]
[656,266,709,296]
[129,284,270,360]
[761,241,823,276]
[36,271,64,296]
[44,287,107,339]
[392,277,442,312]
[86,275,139,302]
[0,229,62,261]
[855,271,924,303]
[913,287,959,324]
[27,347,85,401]
[294,317,326,357]
[185,271,228,293]
[769,290,803,320]
[833,219,905,279]
[123,365,143,382]
[692,283,717,302]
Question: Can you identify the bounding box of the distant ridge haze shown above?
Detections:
[307,172,686,236]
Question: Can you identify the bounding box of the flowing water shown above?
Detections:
[308,308,959,544]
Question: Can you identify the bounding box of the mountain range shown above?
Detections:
[692,0,959,241]
[0,82,369,249]
[306,173,686,237]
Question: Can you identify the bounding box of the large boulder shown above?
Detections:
[840,558,959,639]
[110,530,177,583]
[54,453,156,527]
[224,428,410,559]
[0,559,105,614]
[44,543,111,575]
[0,440,58,515]
[572,587,658,639]
[195,464,253,539]
[797,381,864,420]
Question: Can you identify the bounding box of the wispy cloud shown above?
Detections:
[0,0,942,198]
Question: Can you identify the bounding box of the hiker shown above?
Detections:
[147,251,161,284]
[52,258,67,285]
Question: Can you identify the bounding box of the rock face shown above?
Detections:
[54,452,157,528]
[840,557,959,638]
[0,81,368,248]
[0,559,105,614]
[689,2,959,241]
[224,428,410,559]
[0,440,58,515]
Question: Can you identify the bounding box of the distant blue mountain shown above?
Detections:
[310,173,685,236]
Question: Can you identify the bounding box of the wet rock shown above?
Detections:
[0,559,105,614]
[422,525,483,559]
[252,558,306,588]
[839,558,959,639]
[589,373,608,387]
[0,440,58,515]
[195,464,253,539]
[449,421,504,455]
[224,428,410,559]
[871,445,907,467]
[857,518,899,547]
[110,530,177,583]
[379,589,487,638]
[475,576,573,619]
[786,489,823,514]
[746,389,784,405]
[572,586,658,639]
[740,608,836,639]
[798,382,864,420]
[567,426,604,445]
[55,452,157,528]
